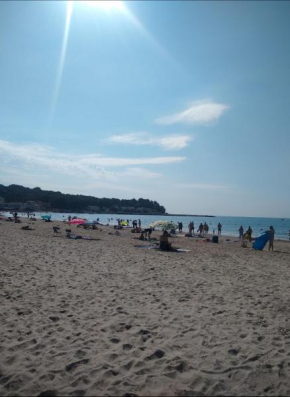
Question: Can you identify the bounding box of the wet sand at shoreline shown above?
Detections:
[1,218,290,396]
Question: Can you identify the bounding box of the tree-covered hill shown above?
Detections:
[0,184,166,214]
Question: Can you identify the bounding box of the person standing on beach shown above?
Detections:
[246,226,253,242]
[268,226,275,251]
[138,219,141,228]
[178,222,183,233]
[238,225,244,240]
[188,221,194,235]
[197,223,203,234]
[217,222,222,235]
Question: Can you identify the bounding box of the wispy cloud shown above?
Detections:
[117,167,161,179]
[155,100,229,126]
[177,183,229,190]
[107,132,192,150]
[0,139,185,180]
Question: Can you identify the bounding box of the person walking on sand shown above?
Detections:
[268,226,275,251]
[217,222,222,235]
[238,225,244,240]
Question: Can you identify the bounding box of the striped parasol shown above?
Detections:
[149,220,178,230]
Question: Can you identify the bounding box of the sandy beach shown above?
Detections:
[1,218,290,396]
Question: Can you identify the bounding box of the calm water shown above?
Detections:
[5,212,290,240]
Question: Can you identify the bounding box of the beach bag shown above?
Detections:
[212,236,219,243]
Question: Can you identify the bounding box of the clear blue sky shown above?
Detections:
[0,1,289,217]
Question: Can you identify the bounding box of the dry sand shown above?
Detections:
[1,218,290,396]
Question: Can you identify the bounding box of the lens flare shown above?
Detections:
[49,1,74,126]
[83,1,125,12]
[49,0,179,129]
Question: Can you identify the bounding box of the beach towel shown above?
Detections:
[134,244,154,248]
[252,232,269,250]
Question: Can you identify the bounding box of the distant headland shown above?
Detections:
[0,184,216,218]
[0,184,166,215]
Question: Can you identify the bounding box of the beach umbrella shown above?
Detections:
[149,220,178,230]
[68,218,86,225]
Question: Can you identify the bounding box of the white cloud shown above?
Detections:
[0,139,185,180]
[177,183,228,190]
[118,167,161,179]
[155,100,229,126]
[107,132,192,150]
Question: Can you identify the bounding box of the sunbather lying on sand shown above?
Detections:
[21,225,34,230]
[66,233,99,241]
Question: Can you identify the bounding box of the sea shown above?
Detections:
[3,211,290,241]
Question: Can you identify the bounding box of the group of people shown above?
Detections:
[136,227,153,241]
[132,219,142,228]
[116,219,142,228]
[238,225,253,241]
[239,225,275,250]
[184,221,222,236]
[197,222,210,235]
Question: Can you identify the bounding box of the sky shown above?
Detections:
[0,1,289,217]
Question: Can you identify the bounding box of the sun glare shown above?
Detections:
[83,1,125,12]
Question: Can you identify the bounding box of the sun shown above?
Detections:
[83,1,125,12]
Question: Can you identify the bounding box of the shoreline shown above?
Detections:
[2,215,289,241]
